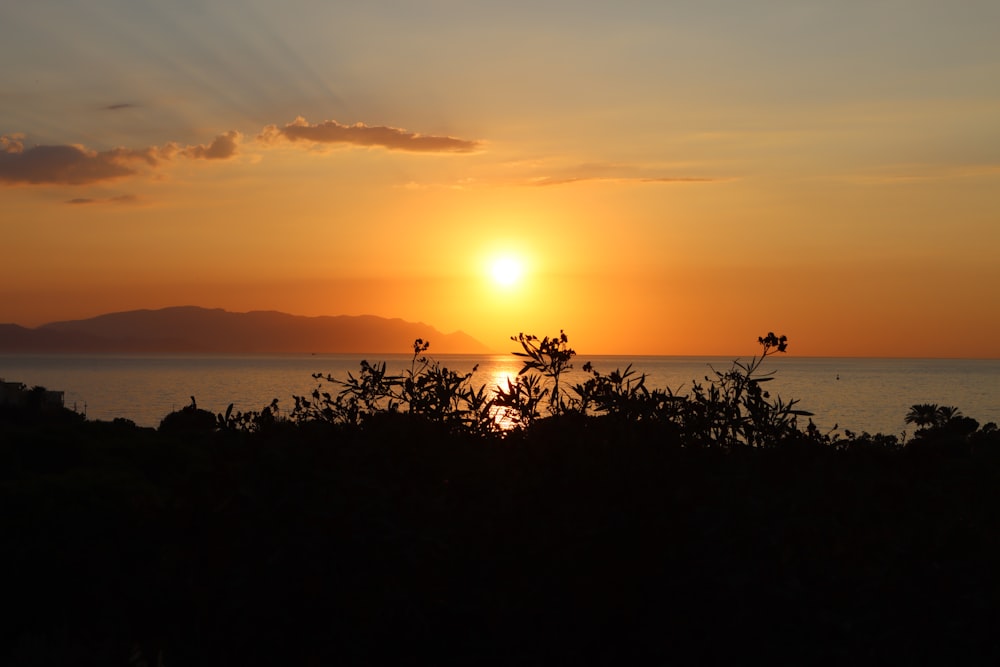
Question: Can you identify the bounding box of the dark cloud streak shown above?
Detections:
[530,175,720,187]
[259,116,481,153]
[65,194,138,205]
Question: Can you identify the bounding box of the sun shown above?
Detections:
[490,256,524,287]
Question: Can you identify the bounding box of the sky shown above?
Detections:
[2,0,999,357]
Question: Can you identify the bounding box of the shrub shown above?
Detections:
[158,396,217,435]
[292,338,503,435]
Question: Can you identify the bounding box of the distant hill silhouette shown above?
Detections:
[0,306,491,354]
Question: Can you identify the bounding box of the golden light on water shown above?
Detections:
[483,359,521,394]
[481,357,522,430]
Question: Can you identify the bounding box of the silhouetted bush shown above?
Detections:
[4,331,1000,664]
[158,396,217,435]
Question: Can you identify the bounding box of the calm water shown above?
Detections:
[2,353,998,436]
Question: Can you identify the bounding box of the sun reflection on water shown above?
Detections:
[477,357,522,430]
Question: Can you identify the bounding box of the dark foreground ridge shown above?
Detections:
[2,332,999,665]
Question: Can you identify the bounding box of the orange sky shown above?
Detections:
[2,1,999,357]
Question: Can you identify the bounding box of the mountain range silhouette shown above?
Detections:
[0,306,490,354]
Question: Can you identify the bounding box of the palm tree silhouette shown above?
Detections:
[935,405,962,425]
[905,403,941,429]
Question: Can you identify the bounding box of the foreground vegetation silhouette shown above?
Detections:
[3,331,1000,665]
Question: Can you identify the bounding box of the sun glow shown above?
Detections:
[490,256,524,287]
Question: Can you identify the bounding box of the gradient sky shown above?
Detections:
[2,0,999,356]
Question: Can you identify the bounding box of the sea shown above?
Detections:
[1,353,998,437]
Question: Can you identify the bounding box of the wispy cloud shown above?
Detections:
[517,161,724,187]
[396,178,477,191]
[639,176,720,184]
[392,161,725,190]
[529,175,720,187]
[258,116,481,153]
[103,103,138,111]
[845,162,1000,185]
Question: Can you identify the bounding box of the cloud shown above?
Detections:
[2,134,25,153]
[845,162,1000,184]
[488,158,725,188]
[258,116,481,153]
[103,103,138,111]
[0,131,240,186]
[3,113,476,188]
[639,177,719,184]
[527,176,591,187]
[525,165,722,187]
[174,131,241,160]
[396,178,476,191]
[528,175,721,186]
[66,194,139,205]
[0,138,153,185]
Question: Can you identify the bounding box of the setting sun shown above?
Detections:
[490,256,524,287]
[1,2,998,358]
